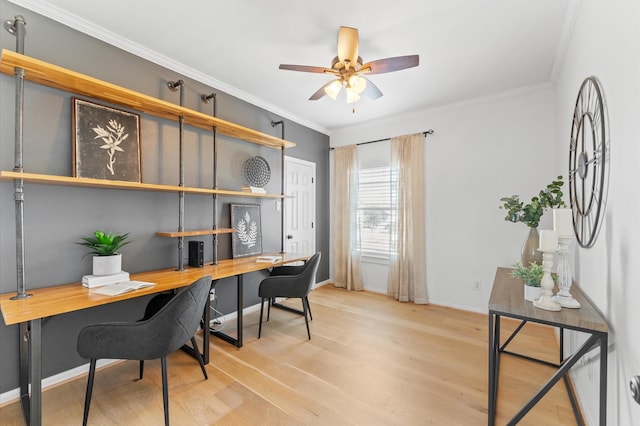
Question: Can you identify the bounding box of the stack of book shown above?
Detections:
[241,186,267,194]
[82,271,130,288]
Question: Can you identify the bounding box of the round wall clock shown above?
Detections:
[568,76,610,248]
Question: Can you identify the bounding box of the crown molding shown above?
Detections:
[550,0,582,82]
[331,81,554,141]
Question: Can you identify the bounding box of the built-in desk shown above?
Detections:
[488,267,608,425]
[0,252,308,426]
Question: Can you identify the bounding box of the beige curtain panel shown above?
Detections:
[332,145,364,291]
[388,133,428,304]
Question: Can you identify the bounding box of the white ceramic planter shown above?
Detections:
[92,254,122,276]
[524,284,542,302]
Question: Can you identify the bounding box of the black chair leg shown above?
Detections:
[267,297,272,321]
[302,298,311,340]
[161,356,169,426]
[258,298,265,338]
[139,360,144,380]
[305,296,313,321]
[82,359,96,426]
[190,337,208,380]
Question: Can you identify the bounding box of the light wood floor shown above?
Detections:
[1,285,579,425]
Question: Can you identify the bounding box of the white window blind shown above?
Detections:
[357,166,397,257]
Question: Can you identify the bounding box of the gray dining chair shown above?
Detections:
[258,253,321,340]
[138,290,209,382]
[77,276,212,426]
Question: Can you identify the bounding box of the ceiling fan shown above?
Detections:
[279,26,419,104]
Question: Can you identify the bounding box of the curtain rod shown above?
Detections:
[329,129,434,151]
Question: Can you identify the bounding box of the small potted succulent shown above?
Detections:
[510,260,543,301]
[78,230,131,275]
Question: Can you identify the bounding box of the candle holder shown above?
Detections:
[533,250,561,311]
[552,236,581,308]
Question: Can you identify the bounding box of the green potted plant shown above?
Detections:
[510,260,543,301]
[499,176,566,265]
[78,230,131,275]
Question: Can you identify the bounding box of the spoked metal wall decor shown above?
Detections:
[568,76,610,249]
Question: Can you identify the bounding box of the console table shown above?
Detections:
[488,267,608,425]
[0,252,308,426]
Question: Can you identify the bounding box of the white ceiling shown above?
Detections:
[11,0,574,135]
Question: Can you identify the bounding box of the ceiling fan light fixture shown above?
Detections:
[279,26,419,107]
[324,79,342,100]
[345,87,360,104]
[348,75,367,94]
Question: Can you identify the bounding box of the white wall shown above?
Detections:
[331,84,557,312]
[553,0,640,424]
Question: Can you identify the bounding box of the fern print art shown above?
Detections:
[236,211,258,248]
[230,204,262,258]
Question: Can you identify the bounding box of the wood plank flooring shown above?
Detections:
[0,285,578,425]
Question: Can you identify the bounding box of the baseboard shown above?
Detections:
[408,298,488,315]
[0,358,121,407]
[312,279,331,289]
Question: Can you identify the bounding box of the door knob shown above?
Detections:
[287,235,293,239]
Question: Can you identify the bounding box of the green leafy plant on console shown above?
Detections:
[499,176,566,228]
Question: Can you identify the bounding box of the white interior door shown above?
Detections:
[284,156,316,255]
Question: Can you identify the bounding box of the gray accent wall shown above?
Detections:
[0,2,329,393]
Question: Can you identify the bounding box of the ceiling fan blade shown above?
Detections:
[337,26,359,69]
[309,80,339,101]
[360,78,383,100]
[362,55,419,74]
[279,64,335,74]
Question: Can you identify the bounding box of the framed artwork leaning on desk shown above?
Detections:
[231,204,262,258]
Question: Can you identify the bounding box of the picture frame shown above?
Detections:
[72,97,142,182]
[230,204,263,258]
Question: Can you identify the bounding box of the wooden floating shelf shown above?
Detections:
[0,171,285,199]
[0,49,295,149]
[156,228,234,238]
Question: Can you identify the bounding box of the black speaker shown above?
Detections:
[188,241,204,268]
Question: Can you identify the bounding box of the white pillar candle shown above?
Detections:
[539,229,558,252]
[553,208,573,238]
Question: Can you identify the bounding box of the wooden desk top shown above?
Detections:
[0,253,308,325]
[489,267,608,333]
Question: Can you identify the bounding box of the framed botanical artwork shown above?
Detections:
[72,98,142,182]
[230,204,262,258]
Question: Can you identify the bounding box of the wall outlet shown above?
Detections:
[472,281,481,291]
[276,200,281,211]
[209,288,216,301]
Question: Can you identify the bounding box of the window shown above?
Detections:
[356,166,396,257]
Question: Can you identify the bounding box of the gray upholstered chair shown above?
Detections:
[258,253,321,340]
[77,276,212,426]
[138,290,209,382]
